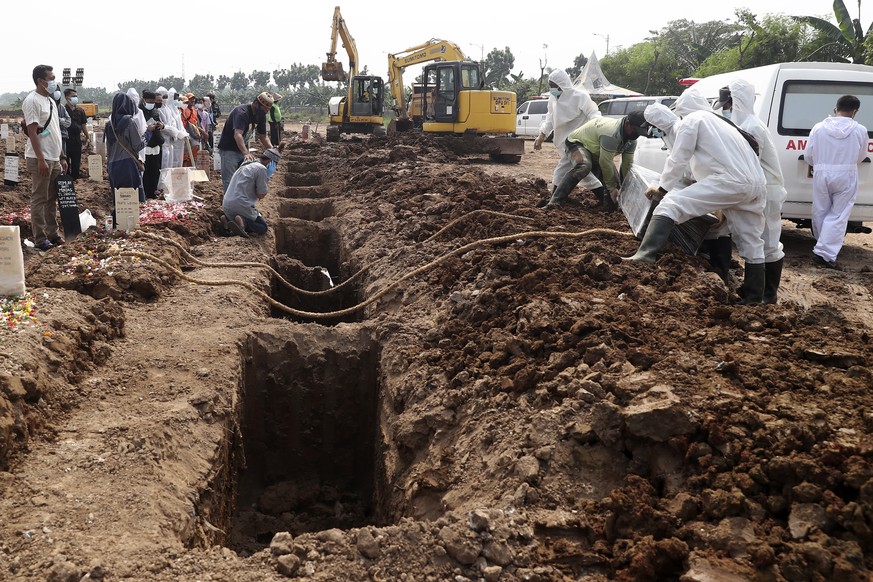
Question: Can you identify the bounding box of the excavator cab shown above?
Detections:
[350,75,384,117]
[424,62,483,123]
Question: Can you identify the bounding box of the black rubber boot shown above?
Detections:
[546,174,581,209]
[623,216,675,263]
[738,262,765,304]
[763,258,783,304]
[592,186,607,207]
[708,236,733,285]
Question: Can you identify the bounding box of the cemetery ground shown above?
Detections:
[0,123,871,581]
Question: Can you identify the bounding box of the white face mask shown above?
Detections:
[195,103,203,110]
[53,90,61,100]
[144,102,155,110]
[70,96,79,105]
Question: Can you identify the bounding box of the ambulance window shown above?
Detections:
[781,81,873,137]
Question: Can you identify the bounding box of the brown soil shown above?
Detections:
[0,123,871,581]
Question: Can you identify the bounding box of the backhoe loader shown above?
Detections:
[321,6,385,141]
[387,39,523,163]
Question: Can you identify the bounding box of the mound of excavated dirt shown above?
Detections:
[0,125,870,581]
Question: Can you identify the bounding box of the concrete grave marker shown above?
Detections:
[5,135,14,154]
[88,155,103,182]
[114,188,140,232]
[4,155,19,186]
[0,225,26,296]
[0,124,7,139]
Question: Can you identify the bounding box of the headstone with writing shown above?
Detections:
[197,150,211,172]
[114,188,140,232]
[88,154,103,182]
[0,124,8,139]
[56,175,82,239]
[213,152,221,172]
[0,225,26,296]
[4,155,18,186]
[5,134,14,154]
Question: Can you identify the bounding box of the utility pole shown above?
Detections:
[592,33,610,56]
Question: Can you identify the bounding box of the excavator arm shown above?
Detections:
[387,39,468,123]
[321,6,358,82]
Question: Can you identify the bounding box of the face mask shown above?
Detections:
[154,101,163,109]
[196,103,203,110]
[649,127,665,139]
[144,102,155,110]
[721,109,732,120]
[549,88,562,98]
[70,97,79,105]
[265,160,277,179]
[45,79,58,93]
[53,90,61,101]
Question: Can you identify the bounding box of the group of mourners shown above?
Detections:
[534,69,868,305]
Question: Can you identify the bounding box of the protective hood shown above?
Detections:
[673,87,711,117]
[822,115,862,139]
[126,88,140,106]
[157,86,168,98]
[127,87,147,137]
[728,79,755,126]
[548,69,574,92]
[644,104,678,132]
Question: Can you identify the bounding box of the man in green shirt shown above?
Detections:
[268,93,283,147]
[544,110,649,211]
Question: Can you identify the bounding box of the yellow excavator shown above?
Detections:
[387,39,523,163]
[321,6,386,141]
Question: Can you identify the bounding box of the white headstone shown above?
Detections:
[0,225,26,296]
[88,155,103,182]
[0,124,8,139]
[213,153,221,171]
[114,188,140,232]
[4,155,19,184]
[5,135,14,154]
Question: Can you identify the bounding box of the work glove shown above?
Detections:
[644,185,664,200]
[533,133,545,151]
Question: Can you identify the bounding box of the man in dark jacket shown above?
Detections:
[63,88,90,180]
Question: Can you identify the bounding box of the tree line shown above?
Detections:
[1,1,868,112]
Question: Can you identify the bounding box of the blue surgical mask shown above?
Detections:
[649,127,665,139]
[70,97,79,105]
[46,79,58,93]
[549,88,562,98]
[265,160,277,179]
[144,102,155,110]
[721,109,732,120]
[53,90,61,101]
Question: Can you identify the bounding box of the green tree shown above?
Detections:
[793,0,871,63]
[115,79,157,92]
[273,68,292,89]
[157,76,185,91]
[188,74,215,97]
[230,72,250,91]
[249,70,271,88]
[216,75,231,90]
[567,53,589,80]
[506,73,541,104]
[483,47,515,89]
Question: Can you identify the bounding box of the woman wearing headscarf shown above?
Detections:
[106,92,146,208]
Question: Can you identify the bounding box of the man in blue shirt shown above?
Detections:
[221,147,280,238]
[217,92,276,193]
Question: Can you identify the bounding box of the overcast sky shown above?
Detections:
[1,0,853,96]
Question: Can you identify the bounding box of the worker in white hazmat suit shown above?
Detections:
[533,69,604,208]
[626,97,768,304]
[168,88,187,168]
[156,86,187,171]
[719,80,789,303]
[805,94,869,268]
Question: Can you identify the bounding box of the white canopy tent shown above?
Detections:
[573,51,641,99]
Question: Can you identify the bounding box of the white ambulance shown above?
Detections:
[633,62,873,233]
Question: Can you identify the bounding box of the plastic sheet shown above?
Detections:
[619,166,718,256]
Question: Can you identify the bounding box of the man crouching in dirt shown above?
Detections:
[221,147,280,239]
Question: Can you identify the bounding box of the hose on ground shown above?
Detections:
[116,227,634,320]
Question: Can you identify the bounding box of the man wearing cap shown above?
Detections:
[268,92,283,147]
[541,110,650,210]
[217,92,276,193]
[221,147,281,238]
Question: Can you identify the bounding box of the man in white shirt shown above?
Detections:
[23,64,68,251]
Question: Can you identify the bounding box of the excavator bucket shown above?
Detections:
[321,62,346,83]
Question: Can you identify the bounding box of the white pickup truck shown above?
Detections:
[633,62,873,233]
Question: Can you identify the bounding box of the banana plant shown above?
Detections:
[794,0,871,63]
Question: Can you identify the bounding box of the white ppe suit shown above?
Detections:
[805,113,869,263]
[644,98,767,264]
[156,86,187,170]
[539,69,602,191]
[729,79,788,262]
